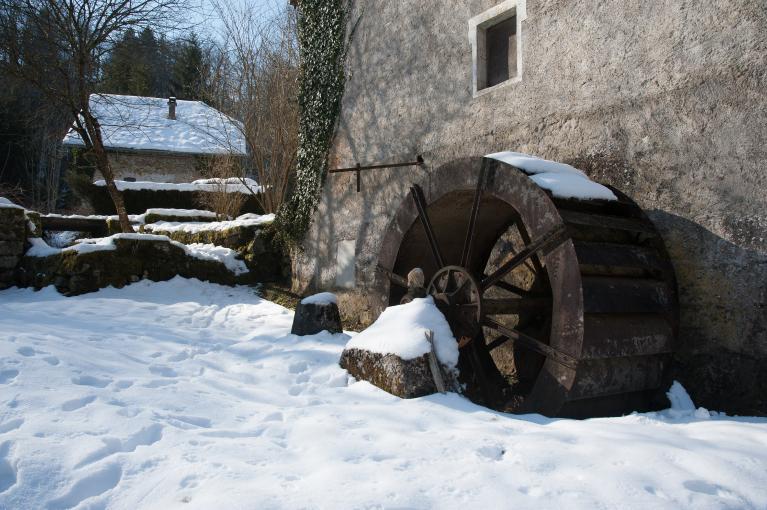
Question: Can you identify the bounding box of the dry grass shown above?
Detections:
[195,155,248,219]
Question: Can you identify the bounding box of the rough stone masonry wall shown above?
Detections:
[295,0,767,414]
[108,151,201,183]
[0,207,26,289]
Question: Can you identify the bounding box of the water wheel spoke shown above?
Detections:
[480,225,569,292]
[410,185,445,268]
[483,277,535,298]
[460,159,488,268]
[378,265,408,288]
[482,298,550,315]
[486,335,510,351]
[483,317,578,369]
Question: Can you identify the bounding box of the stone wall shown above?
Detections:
[296,0,767,414]
[17,236,240,296]
[107,151,201,183]
[0,206,26,289]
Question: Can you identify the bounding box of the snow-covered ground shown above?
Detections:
[0,279,766,509]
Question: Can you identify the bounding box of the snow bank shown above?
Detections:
[26,236,118,257]
[143,208,218,219]
[26,237,64,257]
[45,231,80,248]
[93,178,262,194]
[486,151,618,201]
[43,208,220,225]
[0,197,23,209]
[143,213,275,234]
[61,93,246,155]
[300,292,338,305]
[345,296,459,368]
[0,279,766,509]
[25,234,248,275]
[185,243,248,275]
[665,380,712,420]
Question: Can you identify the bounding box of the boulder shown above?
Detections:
[291,294,342,335]
[339,348,454,398]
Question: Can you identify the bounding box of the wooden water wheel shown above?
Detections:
[383,156,678,418]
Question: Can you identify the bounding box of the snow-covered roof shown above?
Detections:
[62,94,246,156]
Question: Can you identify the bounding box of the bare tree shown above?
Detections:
[0,0,189,232]
[210,0,299,214]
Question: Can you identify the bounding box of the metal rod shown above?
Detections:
[329,155,424,174]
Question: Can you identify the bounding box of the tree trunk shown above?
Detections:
[93,144,132,233]
[82,113,132,233]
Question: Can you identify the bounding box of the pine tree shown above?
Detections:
[171,34,204,100]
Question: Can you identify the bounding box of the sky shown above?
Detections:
[187,0,288,40]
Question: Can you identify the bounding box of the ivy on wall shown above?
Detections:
[275,0,353,246]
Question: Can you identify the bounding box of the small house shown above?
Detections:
[62,94,247,183]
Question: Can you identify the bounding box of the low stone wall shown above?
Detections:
[17,236,239,296]
[142,223,287,283]
[78,184,264,216]
[0,206,27,289]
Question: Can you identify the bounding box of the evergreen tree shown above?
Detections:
[171,34,204,100]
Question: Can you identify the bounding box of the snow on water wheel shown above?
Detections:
[382,156,678,418]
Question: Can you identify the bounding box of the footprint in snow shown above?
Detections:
[75,424,163,468]
[43,356,59,366]
[143,380,176,388]
[262,412,283,422]
[167,351,190,362]
[46,463,122,509]
[0,441,17,494]
[61,395,97,412]
[16,346,37,357]
[114,380,133,390]
[165,415,212,429]
[288,361,309,374]
[0,370,19,384]
[179,474,199,489]
[148,365,178,378]
[71,375,112,388]
[0,418,23,434]
[476,444,505,461]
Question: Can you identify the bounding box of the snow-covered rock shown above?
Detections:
[142,213,275,234]
[300,292,338,305]
[340,297,459,399]
[291,293,342,336]
[0,197,24,210]
[345,296,458,368]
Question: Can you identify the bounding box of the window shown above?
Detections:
[485,16,516,87]
[470,1,525,96]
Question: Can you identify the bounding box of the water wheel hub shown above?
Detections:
[427,265,482,339]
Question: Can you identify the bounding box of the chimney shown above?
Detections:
[167,96,177,120]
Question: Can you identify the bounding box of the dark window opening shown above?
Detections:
[486,16,517,88]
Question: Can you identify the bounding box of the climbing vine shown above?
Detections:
[275,0,354,245]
